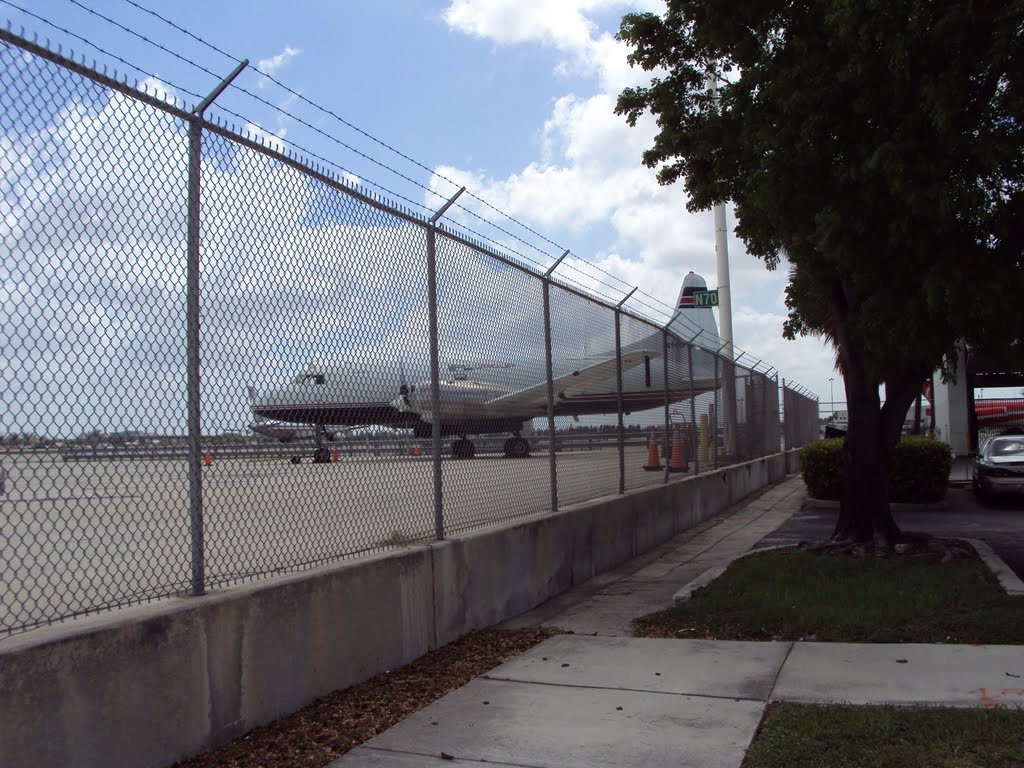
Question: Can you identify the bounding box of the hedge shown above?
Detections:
[799,435,954,502]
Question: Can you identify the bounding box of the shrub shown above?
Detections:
[798,438,844,500]
[799,436,953,503]
[889,436,954,502]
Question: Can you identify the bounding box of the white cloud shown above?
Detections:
[442,0,659,91]
[257,45,303,77]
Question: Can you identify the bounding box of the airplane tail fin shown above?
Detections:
[667,271,720,351]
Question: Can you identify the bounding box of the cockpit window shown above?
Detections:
[293,373,325,386]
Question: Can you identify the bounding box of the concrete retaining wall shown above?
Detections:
[0,451,797,768]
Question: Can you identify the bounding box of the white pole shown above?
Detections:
[714,201,733,357]
[707,70,736,457]
[707,72,734,358]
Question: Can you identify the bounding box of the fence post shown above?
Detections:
[782,378,790,450]
[614,288,637,495]
[771,372,780,453]
[713,351,721,469]
[185,118,204,597]
[185,59,248,598]
[544,250,569,512]
[688,332,699,475]
[426,187,466,540]
[662,329,671,484]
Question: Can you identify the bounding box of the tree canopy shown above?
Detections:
[617,0,1024,540]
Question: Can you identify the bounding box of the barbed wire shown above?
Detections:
[3,0,448,222]
[0,0,202,101]
[106,0,661,298]
[26,0,634,307]
[60,0,578,276]
[65,0,225,84]
[115,0,577,263]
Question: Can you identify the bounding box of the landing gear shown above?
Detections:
[451,437,476,459]
[503,433,530,459]
[309,425,332,464]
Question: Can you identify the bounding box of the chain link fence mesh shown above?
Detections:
[782,384,820,449]
[2,30,819,637]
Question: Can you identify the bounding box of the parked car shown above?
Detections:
[973,435,1024,500]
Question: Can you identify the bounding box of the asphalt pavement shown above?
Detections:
[755,486,1024,580]
[325,475,1024,768]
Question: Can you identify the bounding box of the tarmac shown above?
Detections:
[328,475,1024,768]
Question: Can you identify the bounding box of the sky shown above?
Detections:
[1,0,844,436]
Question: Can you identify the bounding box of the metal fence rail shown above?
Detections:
[0,28,819,637]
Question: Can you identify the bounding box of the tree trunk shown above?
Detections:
[833,364,900,543]
[828,280,898,544]
[832,363,928,543]
[826,280,932,544]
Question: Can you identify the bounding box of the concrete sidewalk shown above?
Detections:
[500,476,809,637]
[329,476,1024,768]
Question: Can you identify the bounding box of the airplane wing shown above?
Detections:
[483,350,657,415]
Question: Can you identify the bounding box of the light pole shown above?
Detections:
[829,377,835,419]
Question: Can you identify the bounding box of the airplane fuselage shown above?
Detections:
[249,271,725,444]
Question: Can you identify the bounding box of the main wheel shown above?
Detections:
[313,446,332,464]
[505,437,530,458]
[451,439,476,459]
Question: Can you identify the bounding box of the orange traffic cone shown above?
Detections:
[413,445,421,458]
[203,451,212,467]
[668,430,688,473]
[332,448,339,462]
[642,431,663,471]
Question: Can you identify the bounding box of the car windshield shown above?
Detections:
[990,440,1024,457]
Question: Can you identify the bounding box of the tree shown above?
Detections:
[616,0,1024,543]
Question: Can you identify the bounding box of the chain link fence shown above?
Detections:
[1,29,817,637]
[782,382,820,450]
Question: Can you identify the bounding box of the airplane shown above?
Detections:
[249,272,724,462]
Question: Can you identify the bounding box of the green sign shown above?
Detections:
[693,289,719,307]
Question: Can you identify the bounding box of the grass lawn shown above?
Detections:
[744,703,1024,768]
[634,548,1024,643]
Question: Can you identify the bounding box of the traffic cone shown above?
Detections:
[642,431,663,471]
[668,429,688,473]
[413,445,421,458]
[332,448,339,462]
[204,451,212,467]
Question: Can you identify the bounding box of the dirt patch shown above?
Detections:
[172,626,560,768]
[799,534,979,563]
